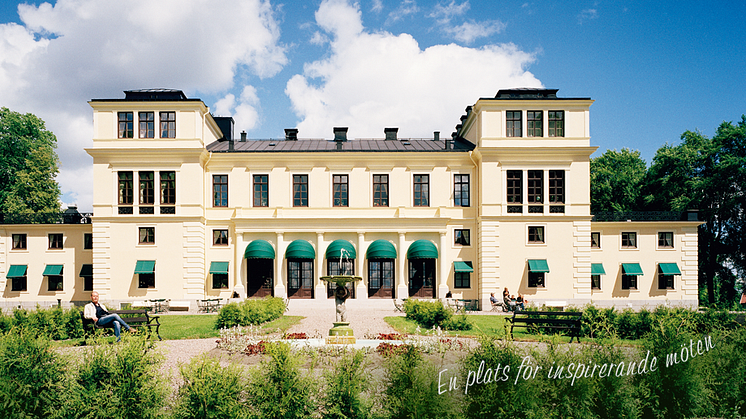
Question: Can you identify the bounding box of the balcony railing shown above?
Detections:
[0,212,93,224]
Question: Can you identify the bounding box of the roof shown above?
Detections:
[91,89,200,102]
[206,138,474,153]
[479,88,591,101]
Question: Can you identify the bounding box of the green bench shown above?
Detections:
[507,310,582,343]
[81,309,162,340]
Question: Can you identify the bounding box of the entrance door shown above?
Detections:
[287,260,314,298]
[247,259,273,298]
[368,260,395,298]
[408,259,435,298]
[326,259,356,298]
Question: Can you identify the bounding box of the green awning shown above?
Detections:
[209,261,230,274]
[454,261,474,273]
[658,263,681,275]
[326,240,357,260]
[134,260,156,274]
[407,240,438,259]
[244,240,275,259]
[366,240,397,259]
[622,263,644,276]
[285,240,315,260]
[528,259,550,273]
[43,265,63,276]
[591,263,606,275]
[7,265,27,278]
[79,264,93,277]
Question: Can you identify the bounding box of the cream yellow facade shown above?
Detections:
[0,88,700,310]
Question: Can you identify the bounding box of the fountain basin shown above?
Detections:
[285,338,404,349]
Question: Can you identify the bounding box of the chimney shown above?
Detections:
[285,128,298,141]
[433,131,440,141]
[384,127,398,141]
[333,127,348,142]
[240,131,247,142]
[213,116,234,142]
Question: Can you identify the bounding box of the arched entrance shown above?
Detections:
[325,239,356,298]
[407,240,437,298]
[367,239,396,298]
[286,240,315,299]
[244,240,275,298]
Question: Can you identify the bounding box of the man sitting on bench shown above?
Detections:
[84,291,134,342]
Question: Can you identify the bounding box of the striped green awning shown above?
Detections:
[407,240,438,259]
[528,259,550,273]
[454,261,474,273]
[7,265,27,278]
[658,263,681,275]
[209,261,230,274]
[326,240,356,260]
[134,260,156,274]
[366,240,397,259]
[244,240,275,259]
[79,264,93,277]
[591,263,606,275]
[43,265,63,276]
[285,240,315,260]
[622,263,644,276]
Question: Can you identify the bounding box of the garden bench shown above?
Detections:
[507,310,583,343]
[81,309,162,340]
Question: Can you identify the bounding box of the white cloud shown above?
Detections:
[387,0,419,24]
[371,0,384,13]
[0,0,287,211]
[429,0,470,24]
[287,0,541,140]
[428,1,505,44]
[578,8,598,24]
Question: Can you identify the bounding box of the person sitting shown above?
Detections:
[84,291,134,342]
[516,294,526,311]
[503,287,510,299]
[504,294,516,312]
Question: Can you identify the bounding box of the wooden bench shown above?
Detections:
[507,310,583,343]
[81,309,162,340]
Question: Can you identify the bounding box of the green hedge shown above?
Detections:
[215,297,286,329]
[403,299,472,331]
[0,306,85,340]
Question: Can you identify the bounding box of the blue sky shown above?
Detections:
[1,0,744,210]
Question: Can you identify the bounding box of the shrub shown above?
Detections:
[215,303,243,329]
[172,355,249,419]
[322,349,375,419]
[403,299,472,331]
[0,306,86,341]
[215,297,285,329]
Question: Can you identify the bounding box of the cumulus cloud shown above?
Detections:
[286,0,541,141]
[0,0,287,210]
[428,1,506,44]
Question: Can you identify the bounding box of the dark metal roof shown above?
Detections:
[206,138,474,153]
[480,88,591,101]
[91,89,200,102]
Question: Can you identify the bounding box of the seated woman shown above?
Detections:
[515,294,526,311]
[504,294,516,312]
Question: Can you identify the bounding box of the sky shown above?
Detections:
[1,0,744,212]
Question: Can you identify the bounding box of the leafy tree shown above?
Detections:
[0,107,61,214]
[590,148,647,213]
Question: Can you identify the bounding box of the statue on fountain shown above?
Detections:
[335,286,350,322]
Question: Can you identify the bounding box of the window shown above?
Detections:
[48,275,63,291]
[373,174,388,207]
[528,226,545,244]
[12,234,26,250]
[160,111,176,138]
[528,272,545,288]
[12,276,27,292]
[118,112,133,138]
[118,171,134,205]
[527,170,543,204]
[413,174,429,207]
[139,273,155,289]
[139,227,155,244]
[454,174,470,207]
[658,272,674,290]
[455,272,470,288]
[213,274,229,289]
[49,233,63,249]
[455,229,470,246]
[139,171,154,205]
[84,233,93,250]
[506,111,522,137]
[622,232,637,248]
[507,170,523,204]
[253,175,268,207]
[527,111,543,137]
[139,112,154,138]
[658,232,674,248]
[368,260,394,289]
[213,229,228,246]
[293,175,308,207]
[591,232,601,249]
[328,259,354,277]
[160,171,176,206]
[333,174,348,207]
[548,170,564,203]
[548,111,564,137]
[591,275,601,290]
[622,274,637,290]
[213,175,228,207]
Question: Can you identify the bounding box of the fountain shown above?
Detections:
[320,248,362,344]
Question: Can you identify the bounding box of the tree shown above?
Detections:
[0,107,61,214]
[590,148,647,213]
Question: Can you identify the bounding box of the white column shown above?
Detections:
[315,232,326,299]
[233,232,246,299]
[274,232,286,298]
[438,231,449,299]
[356,232,367,299]
[397,232,408,298]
